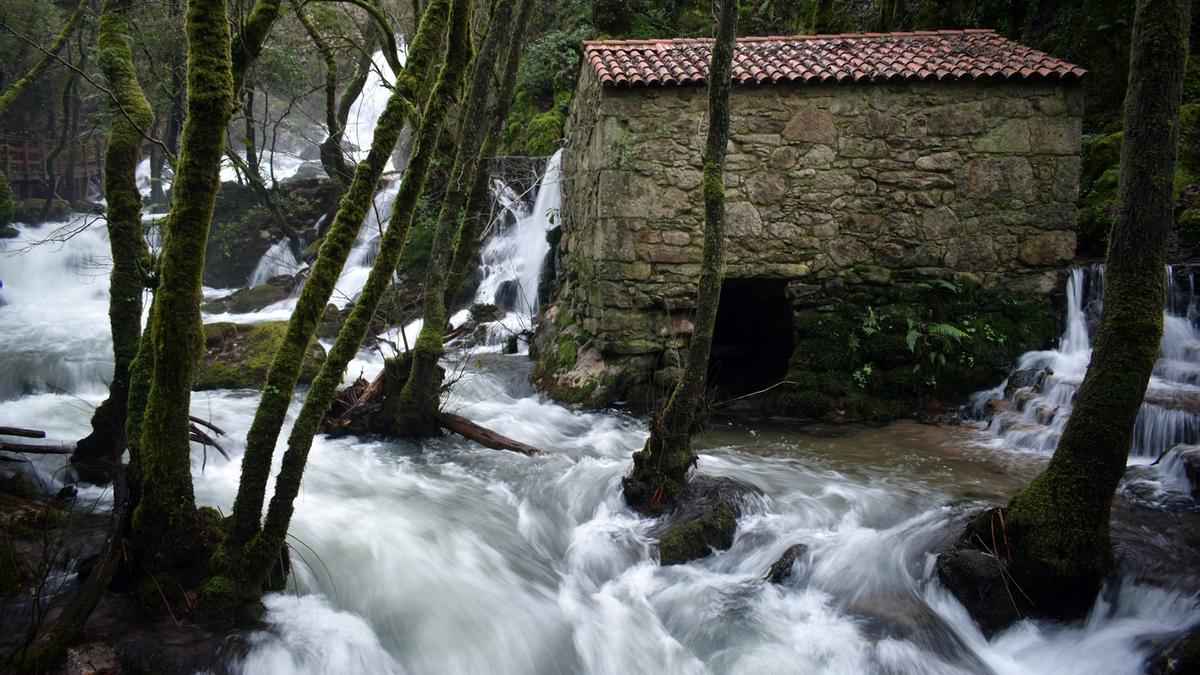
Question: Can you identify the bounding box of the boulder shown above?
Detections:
[201,276,296,315]
[1003,367,1052,399]
[654,476,756,566]
[195,322,325,390]
[934,547,1023,637]
[763,543,808,583]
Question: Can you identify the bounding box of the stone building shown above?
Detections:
[533,30,1086,409]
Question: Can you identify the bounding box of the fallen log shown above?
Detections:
[436,412,543,456]
[0,426,48,439]
[1,441,74,454]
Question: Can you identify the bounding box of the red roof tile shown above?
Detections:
[584,30,1086,88]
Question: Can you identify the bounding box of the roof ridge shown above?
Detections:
[582,29,999,47]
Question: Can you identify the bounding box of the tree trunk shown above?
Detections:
[622,0,739,514]
[72,0,156,486]
[227,0,451,552]
[131,0,234,577]
[294,0,348,184]
[226,0,472,595]
[441,0,536,310]
[384,0,518,438]
[1000,0,1190,616]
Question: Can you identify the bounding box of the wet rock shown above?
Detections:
[495,280,520,311]
[1146,625,1200,674]
[0,223,18,238]
[196,322,326,390]
[763,543,808,583]
[503,334,520,355]
[201,276,297,315]
[934,547,1023,637]
[64,641,120,674]
[1003,367,1052,399]
[13,197,70,225]
[469,302,502,324]
[1171,446,1200,500]
[654,476,757,566]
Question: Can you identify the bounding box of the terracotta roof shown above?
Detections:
[583,30,1086,88]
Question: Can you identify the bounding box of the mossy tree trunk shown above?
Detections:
[72,0,156,486]
[225,0,473,593]
[384,0,519,438]
[0,0,89,226]
[1000,0,1191,615]
[441,0,536,310]
[623,0,739,514]
[227,0,451,552]
[131,0,235,575]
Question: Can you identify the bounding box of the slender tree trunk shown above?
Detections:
[0,0,89,225]
[131,0,234,576]
[227,0,451,552]
[442,0,536,310]
[72,0,156,486]
[384,0,517,437]
[623,0,739,513]
[234,0,474,591]
[293,0,348,184]
[999,0,1191,615]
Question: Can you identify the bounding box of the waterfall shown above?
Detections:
[466,151,562,349]
[0,216,116,400]
[980,265,1200,458]
[248,237,302,287]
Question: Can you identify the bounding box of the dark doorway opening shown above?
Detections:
[707,278,793,398]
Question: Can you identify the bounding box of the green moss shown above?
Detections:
[521,110,565,156]
[195,322,326,390]
[777,281,1058,423]
[557,339,578,370]
[657,499,739,565]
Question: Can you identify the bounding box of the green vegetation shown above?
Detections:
[195,322,326,390]
[766,278,1059,422]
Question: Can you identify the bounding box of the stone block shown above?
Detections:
[782,104,839,145]
[1018,231,1076,267]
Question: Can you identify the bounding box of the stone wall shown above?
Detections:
[533,64,1083,407]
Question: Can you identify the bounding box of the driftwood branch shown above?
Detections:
[0,426,48,439]
[436,412,542,456]
[189,415,227,437]
[1,441,74,454]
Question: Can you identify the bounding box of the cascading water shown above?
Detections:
[248,237,303,288]
[469,150,562,350]
[977,265,1200,458]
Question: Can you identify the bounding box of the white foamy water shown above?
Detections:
[978,265,1200,458]
[248,238,303,288]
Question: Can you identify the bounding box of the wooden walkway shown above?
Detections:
[1,135,104,202]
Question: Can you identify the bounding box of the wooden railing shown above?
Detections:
[0,134,105,201]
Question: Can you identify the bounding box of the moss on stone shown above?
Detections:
[657,498,739,565]
[195,322,326,390]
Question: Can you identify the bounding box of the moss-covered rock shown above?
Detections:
[9,197,70,225]
[195,322,326,390]
[653,476,753,565]
[201,279,293,314]
[658,498,739,565]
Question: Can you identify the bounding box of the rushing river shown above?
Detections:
[2,178,1199,674]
